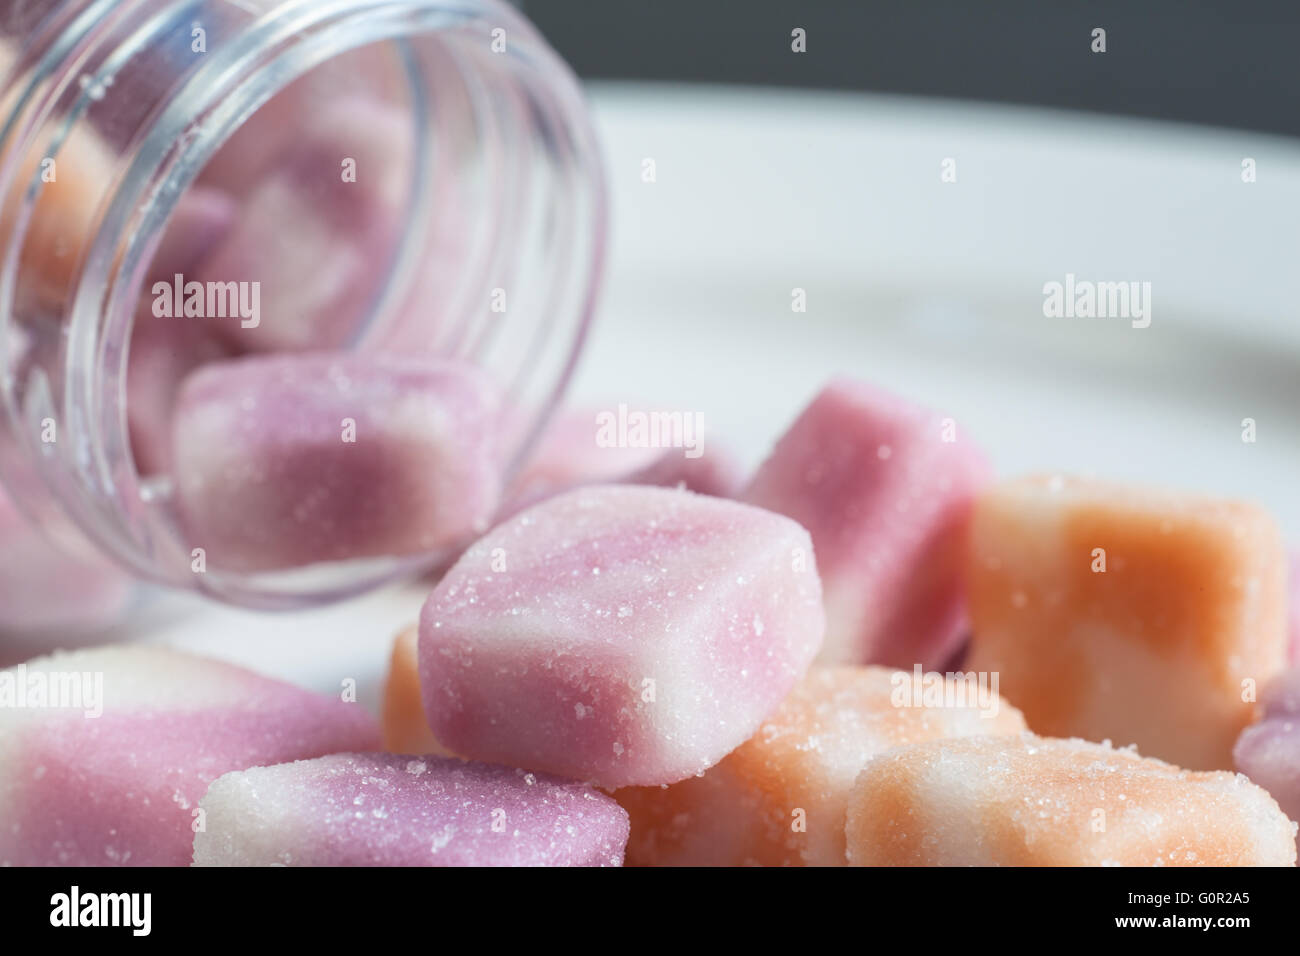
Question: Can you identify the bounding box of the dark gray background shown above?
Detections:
[524,1,1300,138]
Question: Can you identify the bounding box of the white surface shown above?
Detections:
[94,84,1300,701]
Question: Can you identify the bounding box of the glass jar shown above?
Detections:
[0,0,606,612]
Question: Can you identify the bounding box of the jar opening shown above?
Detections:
[0,0,605,608]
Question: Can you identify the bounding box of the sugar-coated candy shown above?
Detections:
[622,445,743,499]
[196,49,409,196]
[0,646,380,865]
[500,407,662,518]
[517,407,663,485]
[129,185,241,477]
[420,485,825,788]
[127,316,234,475]
[192,753,629,867]
[1288,554,1300,663]
[0,334,133,637]
[145,186,239,283]
[4,122,115,313]
[1256,664,1300,717]
[131,186,240,474]
[967,475,1287,770]
[616,665,1025,866]
[195,98,411,352]
[845,734,1297,866]
[500,411,742,523]
[172,353,502,573]
[382,626,451,756]
[744,379,988,668]
[0,486,134,637]
[1234,666,1300,831]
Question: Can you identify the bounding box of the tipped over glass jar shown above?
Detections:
[0,0,606,616]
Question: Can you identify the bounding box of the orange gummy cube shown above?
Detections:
[615,665,1025,866]
[966,475,1287,770]
[1,119,116,313]
[846,734,1297,866]
[381,625,451,757]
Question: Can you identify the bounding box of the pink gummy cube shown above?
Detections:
[145,186,238,283]
[0,645,379,865]
[127,315,234,475]
[500,407,742,524]
[196,50,407,197]
[500,407,662,518]
[192,753,629,866]
[744,379,989,668]
[195,98,410,353]
[419,485,825,788]
[0,486,134,638]
[622,445,744,499]
[129,186,241,475]
[1234,666,1300,833]
[172,353,502,573]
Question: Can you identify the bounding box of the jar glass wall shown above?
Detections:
[0,0,606,609]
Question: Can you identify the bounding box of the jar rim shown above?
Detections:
[0,0,607,608]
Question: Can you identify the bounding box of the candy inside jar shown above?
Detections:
[0,0,606,610]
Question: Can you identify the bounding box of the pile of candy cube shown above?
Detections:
[3,375,1297,866]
